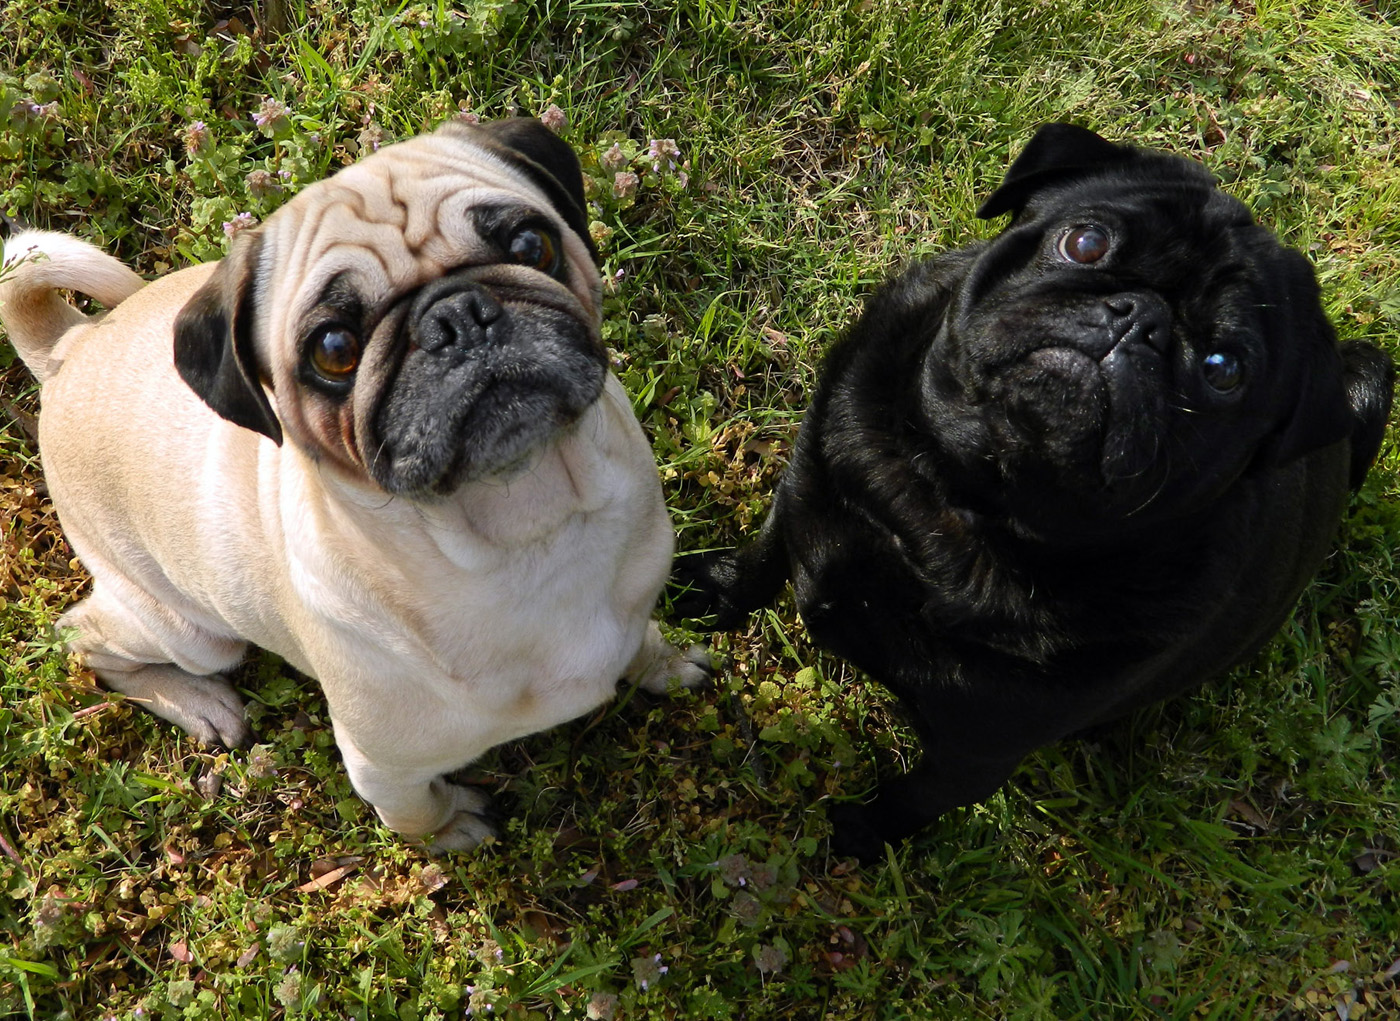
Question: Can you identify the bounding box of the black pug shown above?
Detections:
[672,123,1395,861]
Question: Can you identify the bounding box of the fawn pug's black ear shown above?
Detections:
[174,230,283,445]
[443,117,599,265]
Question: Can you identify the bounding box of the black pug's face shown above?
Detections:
[918,125,1351,535]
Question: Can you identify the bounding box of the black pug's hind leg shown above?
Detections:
[828,747,1025,863]
[668,509,790,631]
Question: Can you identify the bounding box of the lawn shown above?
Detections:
[2,1,1399,1018]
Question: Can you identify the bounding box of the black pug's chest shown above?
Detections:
[781,334,1332,715]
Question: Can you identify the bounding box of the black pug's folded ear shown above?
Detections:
[1254,247,1359,477]
[977,123,1137,221]
[443,117,599,265]
[1339,340,1396,490]
[173,230,283,445]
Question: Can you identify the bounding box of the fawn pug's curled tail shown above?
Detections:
[0,230,145,382]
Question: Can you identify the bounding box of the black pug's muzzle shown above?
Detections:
[371,269,607,496]
[945,283,1176,488]
[918,175,1305,537]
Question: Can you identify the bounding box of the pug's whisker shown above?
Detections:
[1124,460,1173,517]
[367,438,398,487]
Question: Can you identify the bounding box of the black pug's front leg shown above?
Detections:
[823,643,1102,863]
[668,509,791,631]
[828,749,1027,863]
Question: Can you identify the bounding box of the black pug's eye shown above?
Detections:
[308,325,361,383]
[507,226,561,275]
[1202,351,1243,392]
[1057,225,1111,264]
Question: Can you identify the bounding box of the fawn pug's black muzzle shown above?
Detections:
[372,269,607,496]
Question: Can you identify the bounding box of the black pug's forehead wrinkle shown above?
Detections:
[949,232,1039,324]
[1022,184,1224,262]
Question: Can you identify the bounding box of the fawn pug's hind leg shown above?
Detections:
[61,587,250,748]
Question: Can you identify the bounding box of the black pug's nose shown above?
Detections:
[408,276,505,354]
[1103,293,1171,356]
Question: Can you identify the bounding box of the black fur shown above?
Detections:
[672,124,1395,862]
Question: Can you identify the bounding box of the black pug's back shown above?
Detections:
[673,124,1395,862]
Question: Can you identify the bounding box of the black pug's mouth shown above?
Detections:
[993,345,1111,485]
[370,296,607,497]
[989,336,1170,492]
[955,287,1174,494]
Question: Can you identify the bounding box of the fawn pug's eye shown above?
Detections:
[308,325,361,383]
[507,226,561,275]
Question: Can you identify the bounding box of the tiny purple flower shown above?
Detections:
[10,102,53,128]
[600,143,628,172]
[648,138,681,172]
[182,121,210,157]
[631,952,667,991]
[731,891,762,925]
[253,97,290,129]
[539,104,567,134]
[586,991,619,1020]
[245,169,282,199]
[358,122,385,153]
[716,853,750,887]
[246,743,276,775]
[613,171,640,200]
[222,212,256,237]
[755,942,789,975]
[465,986,495,1016]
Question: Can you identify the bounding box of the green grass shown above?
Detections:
[3,1,1400,1017]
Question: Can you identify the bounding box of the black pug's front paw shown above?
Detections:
[828,801,891,865]
[666,549,750,631]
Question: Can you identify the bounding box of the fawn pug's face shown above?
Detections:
[174,118,607,497]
